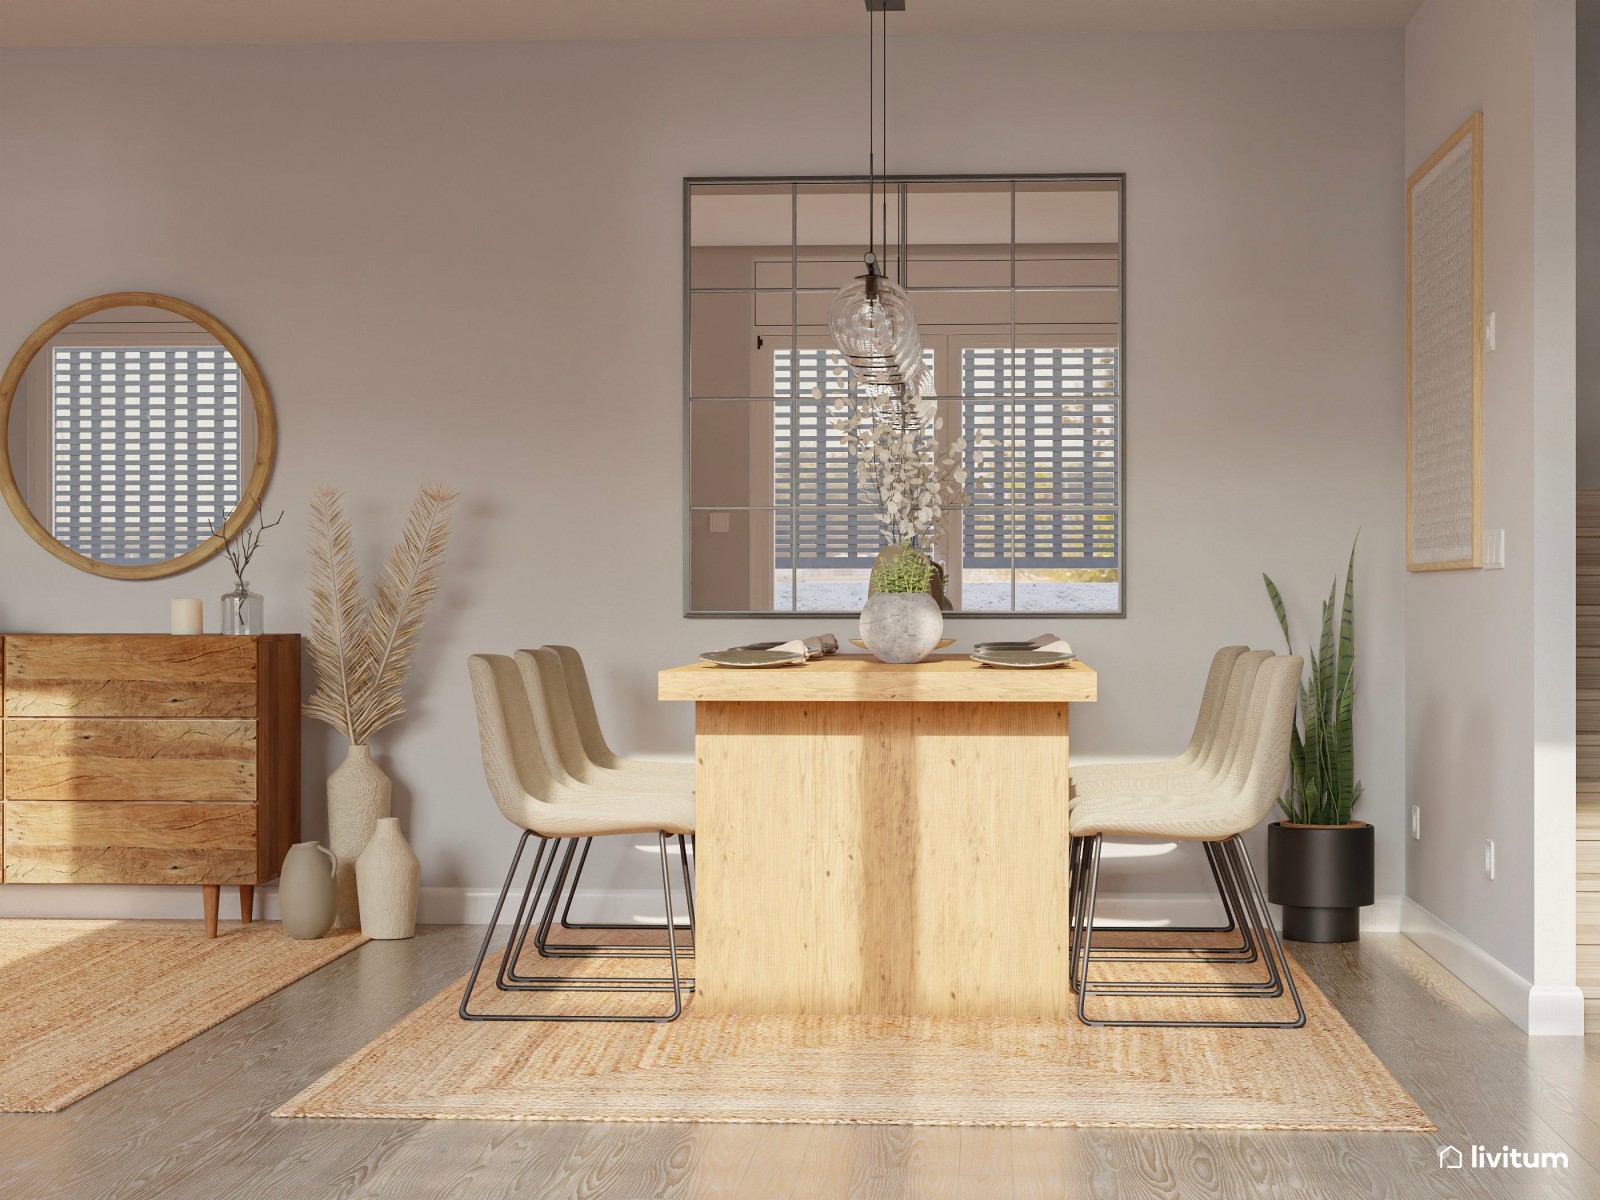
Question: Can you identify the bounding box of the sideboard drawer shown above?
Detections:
[3,719,257,802]
[4,636,257,719]
[3,801,257,884]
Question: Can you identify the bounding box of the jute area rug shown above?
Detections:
[1,919,367,1113]
[277,932,1431,1131]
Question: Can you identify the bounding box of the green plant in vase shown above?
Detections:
[1261,537,1374,943]
[870,543,935,594]
[860,543,943,663]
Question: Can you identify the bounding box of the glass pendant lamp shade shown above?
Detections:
[829,271,925,393]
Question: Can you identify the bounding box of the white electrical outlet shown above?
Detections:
[1484,310,1497,351]
[1411,805,1421,840]
[1483,529,1505,569]
[1484,839,1496,880]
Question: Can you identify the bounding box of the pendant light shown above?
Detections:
[828,0,931,411]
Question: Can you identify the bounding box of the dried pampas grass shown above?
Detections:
[305,483,459,745]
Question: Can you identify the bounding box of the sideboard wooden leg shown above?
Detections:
[202,885,220,939]
[239,884,255,925]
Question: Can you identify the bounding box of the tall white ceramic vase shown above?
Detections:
[327,743,391,928]
[356,818,421,940]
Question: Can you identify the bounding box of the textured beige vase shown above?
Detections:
[327,744,392,929]
[356,817,421,940]
[278,842,338,940]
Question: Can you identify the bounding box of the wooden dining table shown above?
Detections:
[659,653,1097,1020]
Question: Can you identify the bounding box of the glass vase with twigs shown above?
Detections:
[210,508,284,635]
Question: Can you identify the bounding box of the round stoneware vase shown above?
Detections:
[356,817,421,940]
[327,743,392,929]
[278,842,337,940]
[858,591,944,664]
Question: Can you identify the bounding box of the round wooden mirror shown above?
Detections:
[0,292,276,579]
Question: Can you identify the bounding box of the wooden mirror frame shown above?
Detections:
[0,292,277,580]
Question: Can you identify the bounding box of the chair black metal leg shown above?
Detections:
[1080,842,1255,959]
[524,834,695,959]
[1075,835,1306,1028]
[460,831,692,1023]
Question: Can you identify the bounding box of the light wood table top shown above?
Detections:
[659,653,1097,704]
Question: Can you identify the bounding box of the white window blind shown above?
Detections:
[51,346,243,565]
[962,347,1119,569]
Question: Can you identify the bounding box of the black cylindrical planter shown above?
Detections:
[1266,822,1375,942]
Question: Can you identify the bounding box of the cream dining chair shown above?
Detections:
[518,645,697,956]
[507,647,694,962]
[1068,645,1248,794]
[461,654,695,1023]
[1068,653,1305,1028]
[1070,648,1271,956]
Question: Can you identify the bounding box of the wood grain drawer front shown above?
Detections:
[3,720,257,802]
[3,802,256,884]
[4,636,257,718]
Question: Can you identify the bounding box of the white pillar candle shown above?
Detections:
[171,598,204,636]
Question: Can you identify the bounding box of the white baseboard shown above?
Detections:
[0,884,1404,931]
[1400,897,1585,1036]
[0,883,282,922]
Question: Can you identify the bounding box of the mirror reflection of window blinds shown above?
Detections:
[772,348,932,570]
[962,348,1119,570]
[51,346,243,565]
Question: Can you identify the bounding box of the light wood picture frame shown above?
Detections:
[1406,113,1483,572]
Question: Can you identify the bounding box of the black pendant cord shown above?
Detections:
[867,2,875,267]
[881,4,888,269]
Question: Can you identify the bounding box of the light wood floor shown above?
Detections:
[1,926,1596,1199]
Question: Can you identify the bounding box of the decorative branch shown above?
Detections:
[210,508,285,591]
[823,386,983,554]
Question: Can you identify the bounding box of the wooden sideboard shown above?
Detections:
[0,634,301,936]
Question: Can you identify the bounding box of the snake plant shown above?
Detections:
[1263,539,1363,825]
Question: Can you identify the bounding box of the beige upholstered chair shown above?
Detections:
[1072,648,1271,799]
[461,654,694,1022]
[545,644,696,785]
[1069,654,1305,1029]
[1071,648,1270,950]
[515,647,696,956]
[1068,645,1247,793]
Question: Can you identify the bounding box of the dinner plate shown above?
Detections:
[850,638,956,651]
[970,650,1076,669]
[699,649,807,668]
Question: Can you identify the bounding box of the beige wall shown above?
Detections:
[0,30,1406,908]
[1403,0,1577,1012]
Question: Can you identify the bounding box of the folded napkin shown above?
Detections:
[770,634,840,660]
[1028,633,1074,655]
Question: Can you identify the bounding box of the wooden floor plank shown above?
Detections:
[0,927,1593,1199]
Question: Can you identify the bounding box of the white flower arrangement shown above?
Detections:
[820,383,991,555]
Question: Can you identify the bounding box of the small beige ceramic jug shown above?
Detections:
[279,842,338,940]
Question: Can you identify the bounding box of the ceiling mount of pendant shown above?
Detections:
[865,1,906,11]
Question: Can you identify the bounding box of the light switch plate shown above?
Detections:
[1484,310,1497,351]
[708,512,731,534]
[1483,529,1504,569]
[1484,839,1496,880]
[1411,805,1421,840]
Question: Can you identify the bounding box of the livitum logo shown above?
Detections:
[1437,1144,1570,1170]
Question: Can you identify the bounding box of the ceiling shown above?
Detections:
[0,0,1427,49]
